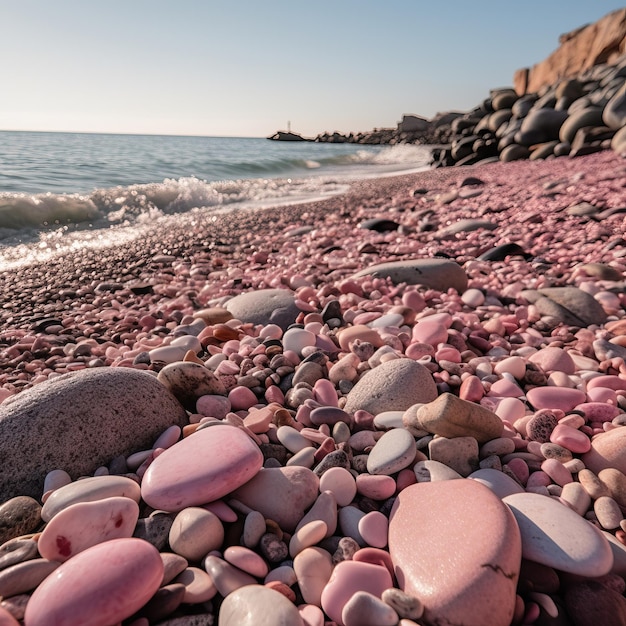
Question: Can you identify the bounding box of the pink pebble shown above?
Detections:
[24,538,163,626]
[319,468,357,507]
[223,546,269,578]
[526,387,586,412]
[541,458,572,486]
[412,321,448,346]
[550,423,591,454]
[202,500,238,523]
[575,402,620,422]
[526,471,552,489]
[358,512,388,549]
[488,378,524,398]
[196,395,231,420]
[459,375,484,402]
[586,375,626,392]
[395,468,417,492]
[356,474,397,501]
[435,346,462,363]
[321,561,393,625]
[228,386,259,411]
[265,385,285,404]
[313,379,339,407]
[507,458,529,485]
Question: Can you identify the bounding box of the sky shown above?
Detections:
[0,1,624,138]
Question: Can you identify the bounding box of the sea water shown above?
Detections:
[0,131,432,269]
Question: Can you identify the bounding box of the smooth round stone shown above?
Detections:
[373,411,405,430]
[336,325,384,352]
[298,604,325,626]
[310,406,352,427]
[493,356,526,379]
[203,555,256,597]
[370,313,404,328]
[319,467,357,507]
[148,345,187,364]
[0,606,19,625]
[560,482,591,516]
[389,480,521,626]
[0,368,188,502]
[169,507,224,562]
[356,474,396,500]
[277,426,313,454]
[174,566,216,603]
[541,458,573,486]
[528,347,575,374]
[342,590,399,626]
[382,588,424,620]
[283,328,316,355]
[218,584,304,626]
[38,496,139,562]
[157,361,226,411]
[293,547,334,606]
[41,475,141,523]
[295,490,337,538]
[358,511,388,548]
[414,460,462,482]
[320,560,393,626]
[289,520,328,558]
[224,546,269,578]
[142,425,263,512]
[265,564,297,586]
[196,395,231,420]
[468,468,525,499]
[24,538,163,626]
[0,496,42,545]
[161,552,189,586]
[461,288,485,307]
[352,258,468,293]
[286,447,316,468]
[526,387,586,412]
[225,289,299,331]
[367,428,416,475]
[338,506,367,546]
[594,496,623,530]
[228,386,259,411]
[503,492,613,577]
[0,558,60,598]
[582,427,626,474]
[550,423,591,454]
[344,359,437,418]
[416,393,503,443]
[231,466,319,532]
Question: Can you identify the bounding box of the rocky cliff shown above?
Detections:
[514,8,626,95]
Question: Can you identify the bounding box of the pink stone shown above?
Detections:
[586,387,617,404]
[352,547,395,578]
[541,459,573,486]
[243,406,275,434]
[576,402,621,422]
[459,375,484,402]
[412,320,448,346]
[526,471,552,489]
[24,538,163,626]
[320,560,393,626]
[355,474,396,501]
[313,379,339,407]
[389,480,521,626]
[550,423,591,454]
[488,378,524,398]
[586,376,626,392]
[337,325,383,351]
[38,497,139,562]
[228,386,259,411]
[196,394,231,419]
[582,427,626,474]
[358,511,388,549]
[141,425,263,512]
[528,347,575,374]
[526,387,586,412]
[223,546,269,578]
[507,458,529,485]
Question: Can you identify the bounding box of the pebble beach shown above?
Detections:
[2,149,626,625]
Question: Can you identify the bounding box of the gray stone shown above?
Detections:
[559,107,604,144]
[536,286,607,326]
[612,124,626,155]
[428,436,479,477]
[367,428,417,475]
[0,369,188,502]
[0,497,42,545]
[352,258,467,294]
[516,108,568,145]
[437,219,497,238]
[344,359,437,416]
[225,289,299,330]
[603,82,626,130]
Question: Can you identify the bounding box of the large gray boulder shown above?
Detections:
[225,289,299,330]
[0,368,188,502]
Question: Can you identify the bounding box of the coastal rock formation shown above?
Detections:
[514,8,626,95]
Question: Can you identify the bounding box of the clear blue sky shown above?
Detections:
[1,1,624,137]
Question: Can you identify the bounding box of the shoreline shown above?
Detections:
[2,149,626,624]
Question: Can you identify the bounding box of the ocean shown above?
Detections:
[0,131,432,269]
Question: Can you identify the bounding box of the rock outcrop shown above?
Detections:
[514,8,626,95]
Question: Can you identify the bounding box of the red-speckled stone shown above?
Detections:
[24,538,163,626]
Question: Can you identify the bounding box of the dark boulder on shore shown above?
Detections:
[314,9,626,166]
